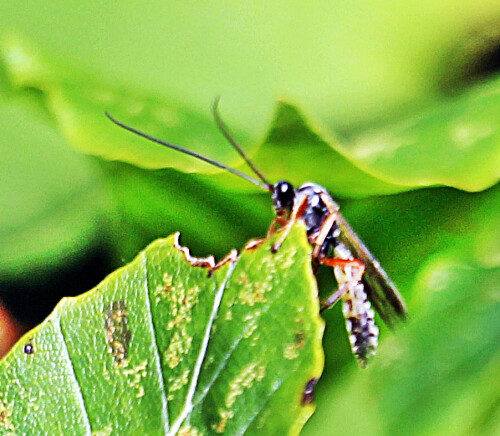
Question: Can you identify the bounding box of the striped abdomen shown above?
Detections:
[334,244,379,367]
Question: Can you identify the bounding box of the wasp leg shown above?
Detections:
[311,191,340,257]
[271,196,309,253]
[321,257,365,272]
[267,216,288,238]
[319,258,365,311]
[320,283,349,312]
[311,212,337,258]
[307,202,338,273]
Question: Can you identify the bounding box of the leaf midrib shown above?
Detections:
[167,258,237,435]
[142,253,170,433]
[57,310,92,435]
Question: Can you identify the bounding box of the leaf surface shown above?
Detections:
[2,39,500,198]
[0,99,103,279]
[347,77,500,192]
[0,224,324,435]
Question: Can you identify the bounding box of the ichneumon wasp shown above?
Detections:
[106,99,407,367]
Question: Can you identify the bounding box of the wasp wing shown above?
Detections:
[337,213,407,328]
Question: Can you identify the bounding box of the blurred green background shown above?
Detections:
[0,1,499,435]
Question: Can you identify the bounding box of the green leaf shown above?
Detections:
[347,76,500,192]
[2,38,500,198]
[0,99,104,279]
[2,1,499,133]
[0,223,324,435]
[1,38,255,175]
[338,182,500,295]
[209,102,405,198]
[98,161,273,263]
[1,5,500,435]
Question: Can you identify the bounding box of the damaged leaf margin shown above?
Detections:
[0,223,324,435]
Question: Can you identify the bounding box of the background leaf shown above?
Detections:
[0,99,104,280]
[347,76,500,191]
[2,37,499,197]
[0,224,324,435]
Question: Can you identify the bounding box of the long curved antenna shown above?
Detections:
[105,112,270,191]
[212,97,271,186]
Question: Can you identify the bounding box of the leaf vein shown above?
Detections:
[168,259,237,435]
[238,377,285,435]
[142,253,170,433]
[57,311,93,435]
[194,262,299,407]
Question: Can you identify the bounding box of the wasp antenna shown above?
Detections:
[212,97,271,188]
[105,111,269,191]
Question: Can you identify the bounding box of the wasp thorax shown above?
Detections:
[272,180,295,215]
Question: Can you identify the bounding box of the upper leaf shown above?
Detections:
[2,39,499,198]
[346,77,500,192]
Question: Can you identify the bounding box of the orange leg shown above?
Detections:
[271,196,309,253]
[320,257,365,272]
[267,216,288,238]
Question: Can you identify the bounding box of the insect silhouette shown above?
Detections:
[106,99,407,367]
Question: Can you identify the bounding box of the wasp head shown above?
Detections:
[271,180,295,217]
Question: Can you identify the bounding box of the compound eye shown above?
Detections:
[279,181,292,195]
[273,180,295,211]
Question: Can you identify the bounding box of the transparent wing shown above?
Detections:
[337,213,408,328]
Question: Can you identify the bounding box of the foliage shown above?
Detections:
[0,1,499,435]
[0,225,323,435]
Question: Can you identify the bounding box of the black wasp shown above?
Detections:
[106,99,407,367]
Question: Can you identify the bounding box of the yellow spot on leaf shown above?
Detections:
[154,273,173,303]
[273,247,297,270]
[164,330,193,369]
[225,362,266,409]
[178,424,204,436]
[283,344,300,360]
[283,324,306,360]
[92,424,113,436]
[122,360,148,398]
[165,281,201,329]
[250,333,260,347]
[243,319,258,339]
[236,257,278,306]
[238,283,269,306]
[105,301,131,367]
[0,394,14,432]
[213,409,235,433]
[168,369,190,393]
